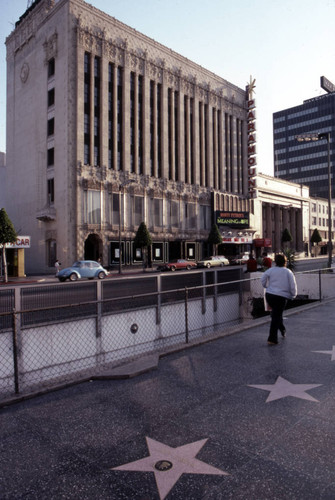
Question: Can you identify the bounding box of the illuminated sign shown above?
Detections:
[247,76,257,199]
[215,211,249,228]
[320,76,335,94]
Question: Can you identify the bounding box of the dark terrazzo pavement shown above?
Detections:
[1,301,335,499]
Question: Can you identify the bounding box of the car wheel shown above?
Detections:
[186,265,192,270]
[69,273,78,281]
[206,263,211,268]
[98,271,105,279]
[170,266,176,272]
[220,262,224,267]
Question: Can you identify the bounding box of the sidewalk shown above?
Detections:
[1,299,335,499]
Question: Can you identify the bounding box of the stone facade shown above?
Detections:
[5,0,252,273]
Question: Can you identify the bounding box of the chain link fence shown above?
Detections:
[1,267,334,402]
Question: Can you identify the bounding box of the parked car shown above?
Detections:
[197,255,230,268]
[58,260,109,282]
[229,254,250,265]
[157,259,197,272]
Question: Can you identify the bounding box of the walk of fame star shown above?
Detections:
[312,346,335,361]
[112,437,228,500]
[248,376,322,402]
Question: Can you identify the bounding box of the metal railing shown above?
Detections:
[0,267,334,402]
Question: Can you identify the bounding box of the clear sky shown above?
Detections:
[1,0,335,176]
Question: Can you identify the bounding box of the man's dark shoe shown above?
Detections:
[280,329,286,337]
[268,340,278,345]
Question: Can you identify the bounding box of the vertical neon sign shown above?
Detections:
[247,76,257,198]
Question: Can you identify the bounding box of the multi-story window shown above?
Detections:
[190,98,194,185]
[174,91,179,181]
[93,56,100,166]
[185,203,197,229]
[138,75,143,174]
[47,178,54,205]
[47,88,55,107]
[48,58,55,78]
[109,192,122,226]
[117,66,123,170]
[168,88,172,180]
[133,196,144,227]
[47,117,54,136]
[157,83,162,178]
[150,198,163,227]
[130,72,135,173]
[150,80,154,176]
[84,52,90,165]
[47,147,54,167]
[84,190,101,224]
[108,63,114,170]
[199,205,211,230]
[169,199,179,228]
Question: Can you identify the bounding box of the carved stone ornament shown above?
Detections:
[43,31,58,63]
[20,62,29,83]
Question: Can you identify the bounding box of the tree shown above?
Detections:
[311,228,322,245]
[281,227,293,249]
[207,224,222,256]
[311,228,322,257]
[134,222,152,271]
[0,208,17,283]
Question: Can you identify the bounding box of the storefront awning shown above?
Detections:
[222,237,253,244]
[253,238,272,248]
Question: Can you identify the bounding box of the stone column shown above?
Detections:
[266,203,272,241]
[290,208,296,250]
[274,205,281,252]
[296,208,303,252]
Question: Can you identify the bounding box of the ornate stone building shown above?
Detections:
[6,0,251,273]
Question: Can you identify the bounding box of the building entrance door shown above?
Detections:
[84,234,102,262]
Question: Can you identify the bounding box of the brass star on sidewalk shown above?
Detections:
[112,437,228,500]
[248,376,322,402]
[312,346,335,361]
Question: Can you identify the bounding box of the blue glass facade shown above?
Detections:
[273,93,335,199]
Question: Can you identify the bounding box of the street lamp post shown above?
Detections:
[296,132,332,268]
[118,179,136,274]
